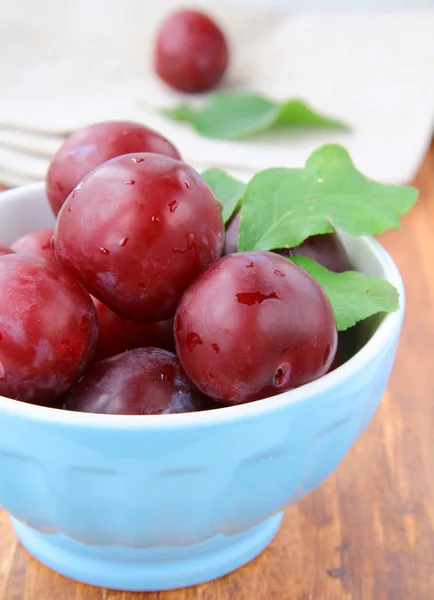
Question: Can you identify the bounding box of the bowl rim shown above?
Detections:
[0,182,405,430]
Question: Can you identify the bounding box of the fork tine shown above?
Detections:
[0,164,40,188]
[0,125,259,187]
[0,136,258,177]
[0,139,53,160]
[0,123,70,139]
[0,144,46,183]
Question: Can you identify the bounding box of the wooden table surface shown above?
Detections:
[1,143,434,600]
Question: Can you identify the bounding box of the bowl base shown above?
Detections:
[11,513,283,591]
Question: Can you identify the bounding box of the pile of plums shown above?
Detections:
[0,119,348,415]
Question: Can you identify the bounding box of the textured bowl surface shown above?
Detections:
[0,183,405,590]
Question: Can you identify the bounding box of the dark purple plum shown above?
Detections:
[92,297,174,362]
[65,348,205,415]
[224,212,351,273]
[175,250,337,404]
[46,121,181,215]
[0,254,97,405]
[53,153,225,322]
[154,9,229,93]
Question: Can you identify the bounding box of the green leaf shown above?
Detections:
[291,256,400,331]
[276,99,346,128]
[201,169,246,223]
[162,93,347,140]
[238,144,418,252]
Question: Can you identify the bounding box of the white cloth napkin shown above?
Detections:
[0,0,433,185]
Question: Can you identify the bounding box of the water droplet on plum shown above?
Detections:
[169,200,178,213]
[236,291,281,306]
[72,182,83,198]
[323,344,331,365]
[119,237,129,247]
[99,247,110,255]
[273,364,290,388]
[173,232,196,254]
[187,332,203,352]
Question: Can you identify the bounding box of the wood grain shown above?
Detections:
[1,143,434,599]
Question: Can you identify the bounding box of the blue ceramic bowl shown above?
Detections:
[0,184,404,591]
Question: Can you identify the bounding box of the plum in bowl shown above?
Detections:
[0,183,404,591]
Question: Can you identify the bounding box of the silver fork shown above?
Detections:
[0,121,257,188]
[0,124,68,187]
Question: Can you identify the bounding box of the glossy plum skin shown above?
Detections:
[0,244,14,257]
[54,153,225,322]
[93,297,175,362]
[11,228,55,261]
[46,121,182,215]
[65,348,206,415]
[0,254,97,405]
[154,10,229,93]
[175,251,337,405]
[223,212,240,255]
[224,212,352,273]
[275,234,352,273]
